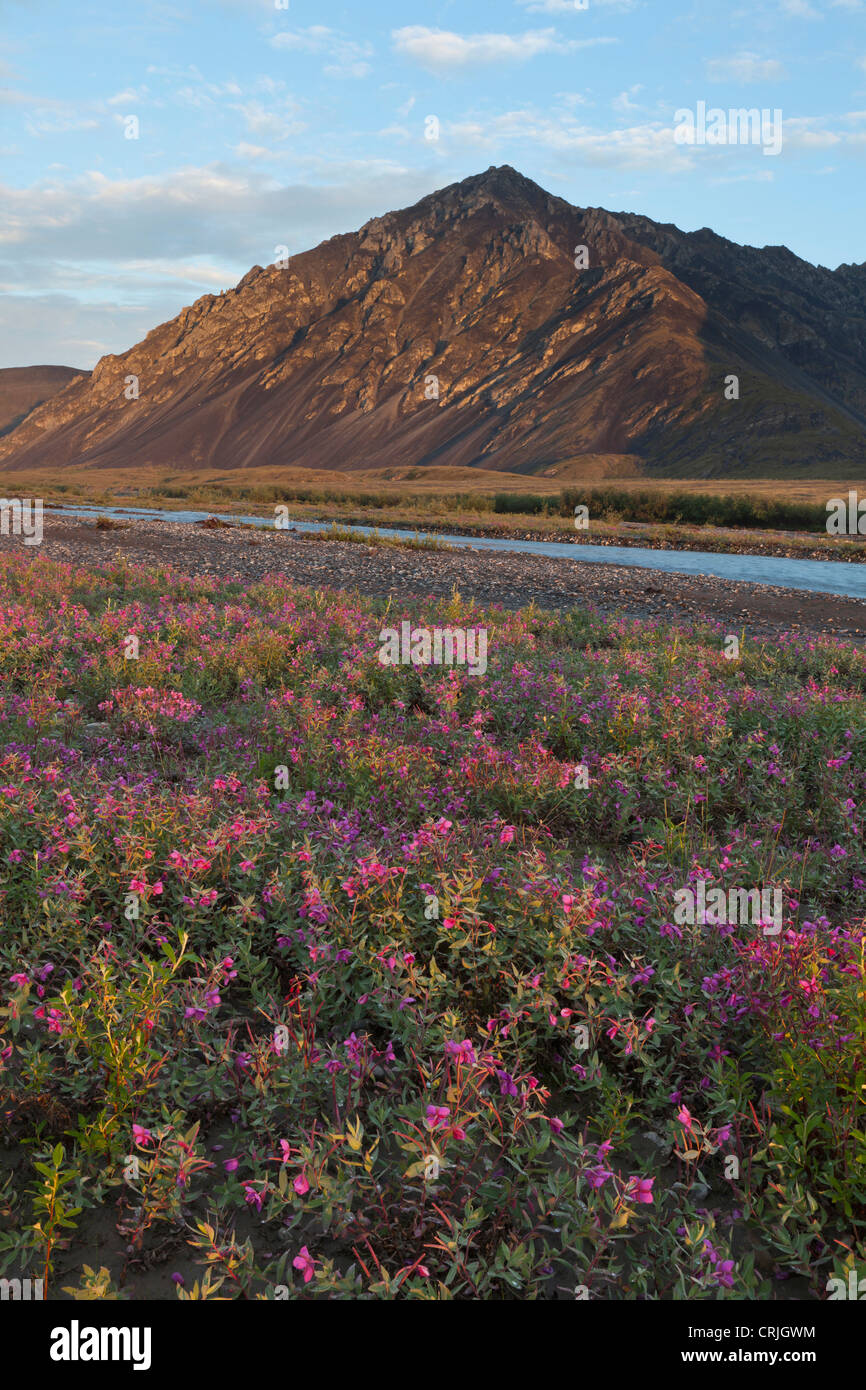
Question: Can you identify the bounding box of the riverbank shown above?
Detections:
[44,499,866,562]
[243,509,866,563]
[5,513,866,643]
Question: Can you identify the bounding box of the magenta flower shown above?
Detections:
[585,1166,613,1190]
[626,1176,655,1205]
[243,1182,265,1212]
[293,1246,316,1284]
[293,1171,310,1196]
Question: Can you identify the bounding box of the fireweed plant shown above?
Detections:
[0,550,863,1300]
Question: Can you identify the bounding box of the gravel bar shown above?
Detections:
[3,516,866,644]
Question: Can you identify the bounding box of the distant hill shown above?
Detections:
[1,167,865,478]
[0,365,90,439]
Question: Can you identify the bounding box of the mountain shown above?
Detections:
[2,166,865,478]
[0,366,90,439]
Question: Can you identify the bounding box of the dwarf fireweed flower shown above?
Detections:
[425,1104,450,1129]
[626,1177,655,1205]
[585,1166,613,1190]
[243,1183,265,1212]
[293,1247,316,1284]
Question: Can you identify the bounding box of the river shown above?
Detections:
[48,504,866,602]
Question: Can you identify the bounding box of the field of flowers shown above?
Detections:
[0,549,863,1301]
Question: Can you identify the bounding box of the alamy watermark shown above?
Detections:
[0,1275,43,1300]
[674,880,782,936]
[379,622,487,677]
[674,102,783,157]
[826,1269,866,1299]
[49,1321,152,1371]
[826,491,866,536]
[0,498,43,545]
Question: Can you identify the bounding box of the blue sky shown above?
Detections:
[1,0,865,368]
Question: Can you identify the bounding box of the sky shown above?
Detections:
[1,0,865,369]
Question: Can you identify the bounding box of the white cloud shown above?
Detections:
[0,159,433,276]
[709,169,775,184]
[106,88,148,107]
[25,114,100,136]
[442,108,690,169]
[707,52,788,82]
[779,0,821,16]
[270,27,373,78]
[175,78,243,108]
[230,98,305,140]
[391,26,616,73]
[233,141,280,160]
[613,84,643,111]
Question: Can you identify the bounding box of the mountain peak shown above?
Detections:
[471,163,540,193]
[384,165,561,236]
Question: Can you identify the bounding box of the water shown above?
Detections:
[48,503,866,601]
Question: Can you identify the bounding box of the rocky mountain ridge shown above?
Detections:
[2,166,864,478]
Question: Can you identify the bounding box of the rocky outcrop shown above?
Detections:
[0,365,90,438]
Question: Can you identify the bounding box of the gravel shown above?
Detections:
[3,516,865,645]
